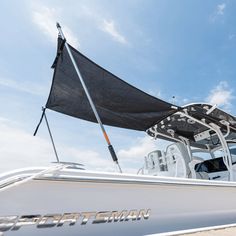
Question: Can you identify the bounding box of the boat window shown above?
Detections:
[228,145,236,164]
[191,150,211,160]
[230,148,236,155]
[195,157,227,173]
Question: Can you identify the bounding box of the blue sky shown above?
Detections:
[0,0,235,173]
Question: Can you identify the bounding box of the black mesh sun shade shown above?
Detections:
[46,38,178,131]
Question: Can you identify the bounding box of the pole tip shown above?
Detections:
[56,22,61,29]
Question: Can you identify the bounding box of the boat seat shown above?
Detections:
[165,143,191,178]
[189,156,209,180]
[195,171,209,180]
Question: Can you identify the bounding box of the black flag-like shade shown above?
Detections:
[46,38,178,131]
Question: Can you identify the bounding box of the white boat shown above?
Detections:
[1,24,236,236]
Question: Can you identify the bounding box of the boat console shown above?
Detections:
[142,103,236,182]
[143,143,236,181]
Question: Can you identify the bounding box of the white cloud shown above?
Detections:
[2,117,169,174]
[101,20,127,44]
[117,136,169,173]
[31,4,79,48]
[217,3,226,15]
[0,117,171,174]
[118,136,157,159]
[0,118,52,173]
[79,5,128,45]
[31,3,127,46]
[0,117,113,174]
[0,77,47,96]
[206,81,234,110]
[61,146,114,172]
[210,3,226,22]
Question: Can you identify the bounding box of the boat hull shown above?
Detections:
[1,169,236,235]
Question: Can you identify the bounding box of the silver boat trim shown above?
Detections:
[34,175,236,188]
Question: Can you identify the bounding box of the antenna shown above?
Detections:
[172,96,176,105]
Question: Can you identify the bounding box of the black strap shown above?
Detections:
[33,107,46,136]
[51,37,66,69]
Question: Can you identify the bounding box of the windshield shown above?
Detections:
[228,143,236,164]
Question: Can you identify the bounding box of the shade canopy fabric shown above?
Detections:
[46,38,178,131]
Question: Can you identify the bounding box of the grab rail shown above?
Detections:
[0,164,68,192]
